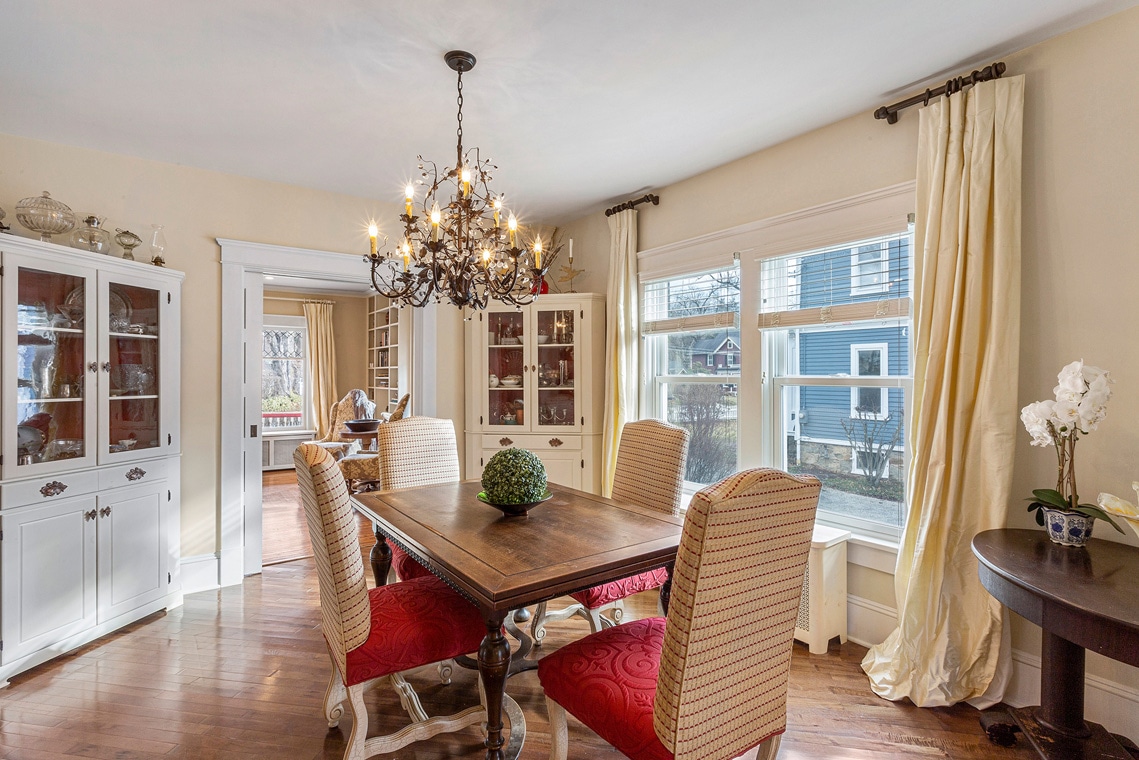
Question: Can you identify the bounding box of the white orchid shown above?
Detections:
[1022,361,1122,533]
[1097,482,1139,540]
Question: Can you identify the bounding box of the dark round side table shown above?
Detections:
[972,529,1139,759]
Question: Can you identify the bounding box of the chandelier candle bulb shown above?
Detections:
[568,238,573,264]
[368,223,378,256]
[493,197,502,227]
[461,166,471,196]
[404,184,414,217]
[430,202,441,241]
[534,238,543,269]
[508,213,517,247]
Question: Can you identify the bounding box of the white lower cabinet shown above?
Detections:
[0,460,179,683]
[468,433,599,492]
[1,496,97,664]
[97,485,165,623]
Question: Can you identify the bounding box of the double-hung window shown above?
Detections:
[642,266,741,491]
[760,231,912,537]
[262,315,311,432]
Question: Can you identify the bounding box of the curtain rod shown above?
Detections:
[874,62,1006,125]
[263,296,335,305]
[605,193,659,217]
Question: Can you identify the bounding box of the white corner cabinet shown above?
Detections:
[0,235,183,685]
[465,294,605,493]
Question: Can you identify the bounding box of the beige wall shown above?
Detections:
[0,135,400,556]
[561,6,1139,689]
[263,290,369,400]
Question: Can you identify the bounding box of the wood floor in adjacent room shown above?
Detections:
[0,517,1036,760]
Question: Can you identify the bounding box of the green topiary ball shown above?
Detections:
[482,448,548,505]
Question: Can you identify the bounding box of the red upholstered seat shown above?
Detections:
[569,567,669,609]
[539,617,673,760]
[344,575,484,687]
[389,543,435,581]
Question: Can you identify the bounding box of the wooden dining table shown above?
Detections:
[351,480,686,760]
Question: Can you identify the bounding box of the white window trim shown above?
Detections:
[850,342,889,420]
[633,182,916,551]
[850,242,891,295]
[262,314,312,433]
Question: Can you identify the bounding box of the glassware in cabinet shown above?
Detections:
[7,263,98,473]
[534,307,576,428]
[104,281,162,455]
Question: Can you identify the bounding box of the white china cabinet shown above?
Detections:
[465,294,604,492]
[0,235,182,685]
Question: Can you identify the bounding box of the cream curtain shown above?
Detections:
[303,302,338,439]
[862,76,1024,708]
[601,209,640,496]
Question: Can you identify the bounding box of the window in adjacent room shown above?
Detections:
[642,266,741,491]
[262,315,311,431]
[760,231,911,535]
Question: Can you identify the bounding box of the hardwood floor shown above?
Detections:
[262,469,313,565]
[0,524,1037,759]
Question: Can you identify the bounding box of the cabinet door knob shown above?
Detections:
[99,507,112,518]
[40,480,68,498]
[88,362,99,374]
[101,361,111,373]
[126,467,146,481]
[84,510,97,521]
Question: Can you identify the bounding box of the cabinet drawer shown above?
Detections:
[481,434,582,452]
[1,470,101,509]
[99,459,168,491]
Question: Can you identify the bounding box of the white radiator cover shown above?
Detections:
[794,525,850,655]
[262,433,313,470]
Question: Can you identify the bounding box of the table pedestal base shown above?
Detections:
[983,707,1136,760]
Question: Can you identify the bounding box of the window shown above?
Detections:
[643,267,741,490]
[262,316,311,431]
[760,231,911,533]
[851,242,890,295]
[851,343,888,418]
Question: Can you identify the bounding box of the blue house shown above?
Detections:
[788,236,909,477]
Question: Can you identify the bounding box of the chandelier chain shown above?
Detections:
[455,70,464,162]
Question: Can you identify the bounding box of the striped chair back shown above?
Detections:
[653,468,821,759]
[294,443,372,676]
[375,416,460,490]
[612,419,690,514]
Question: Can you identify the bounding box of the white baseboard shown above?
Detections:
[181,553,220,594]
[847,594,897,648]
[844,596,1139,738]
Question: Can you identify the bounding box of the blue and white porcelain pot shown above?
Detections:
[1042,507,1095,547]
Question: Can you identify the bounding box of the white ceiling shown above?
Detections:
[1,1,1133,224]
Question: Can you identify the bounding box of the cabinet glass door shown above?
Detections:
[533,306,576,428]
[102,279,161,457]
[486,309,526,427]
[7,262,97,474]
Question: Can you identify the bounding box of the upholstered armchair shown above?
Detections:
[538,468,822,760]
[313,389,376,459]
[369,415,461,584]
[531,419,690,643]
[293,443,487,760]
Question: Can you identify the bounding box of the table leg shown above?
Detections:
[659,562,675,615]
[1037,631,1089,738]
[479,610,511,760]
[370,527,392,587]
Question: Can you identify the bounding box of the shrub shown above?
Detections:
[482,448,548,504]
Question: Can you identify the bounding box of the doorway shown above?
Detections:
[219,239,384,585]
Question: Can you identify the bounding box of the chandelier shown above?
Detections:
[365,50,547,311]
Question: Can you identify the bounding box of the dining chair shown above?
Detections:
[538,468,821,760]
[372,415,461,584]
[293,443,487,760]
[338,393,416,493]
[530,419,689,644]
